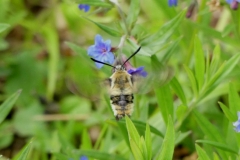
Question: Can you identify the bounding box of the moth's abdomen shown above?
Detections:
[110,94,134,120]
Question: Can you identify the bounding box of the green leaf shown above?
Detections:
[81,128,92,150]
[170,77,187,105]
[106,119,164,138]
[76,150,127,160]
[42,26,60,100]
[156,117,175,160]
[155,84,174,125]
[229,83,240,118]
[126,38,151,56]
[145,124,152,160]
[140,10,185,46]
[161,37,182,62]
[176,104,188,122]
[125,116,140,144]
[76,0,112,7]
[84,17,122,37]
[196,140,238,155]
[195,144,211,160]
[183,65,198,97]
[218,102,236,122]
[65,42,91,64]
[209,45,220,76]
[126,0,140,31]
[0,90,21,124]
[130,140,145,160]
[194,35,205,90]
[188,22,239,46]
[13,140,32,160]
[94,124,108,149]
[0,23,10,33]
[175,131,191,145]
[53,153,69,160]
[203,53,240,99]
[215,53,240,84]
[193,110,228,159]
[140,136,148,160]
[193,110,224,142]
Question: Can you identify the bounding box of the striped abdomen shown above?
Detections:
[110,94,134,120]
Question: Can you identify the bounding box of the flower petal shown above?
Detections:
[95,61,104,69]
[78,4,90,12]
[105,52,115,64]
[168,0,178,7]
[80,156,88,160]
[128,66,147,77]
[105,40,112,51]
[233,111,240,132]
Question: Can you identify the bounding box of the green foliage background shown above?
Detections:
[0,0,240,159]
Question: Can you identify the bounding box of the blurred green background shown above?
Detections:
[1,0,240,160]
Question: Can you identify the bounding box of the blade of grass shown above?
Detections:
[0,23,10,33]
[13,140,32,160]
[195,144,211,160]
[0,90,21,124]
[193,110,228,159]
[156,117,175,160]
[83,17,122,37]
[196,140,238,155]
[145,124,152,160]
[194,35,205,90]
[106,119,164,138]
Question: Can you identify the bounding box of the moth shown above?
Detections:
[90,47,141,120]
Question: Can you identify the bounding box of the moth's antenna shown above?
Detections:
[90,58,116,68]
[122,46,141,66]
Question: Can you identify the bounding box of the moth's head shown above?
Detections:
[114,65,126,72]
[90,47,141,72]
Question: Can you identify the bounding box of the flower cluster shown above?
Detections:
[233,112,240,132]
[87,35,147,77]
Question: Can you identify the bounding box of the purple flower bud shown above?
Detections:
[231,0,239,9]
[186,2,196,18]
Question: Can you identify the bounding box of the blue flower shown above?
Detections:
[80,156,88,160]
[168,0,178,7]
[88,35,115,69]
[128,66,148,77]
[78,4,90,12]
[233,112,240,132]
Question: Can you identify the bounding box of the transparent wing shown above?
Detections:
[132,65,174,94]
[66,75,107,101]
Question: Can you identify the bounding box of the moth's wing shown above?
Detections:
[132,66,174,94]
[66,75,107,101]
[103,78,111,94]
